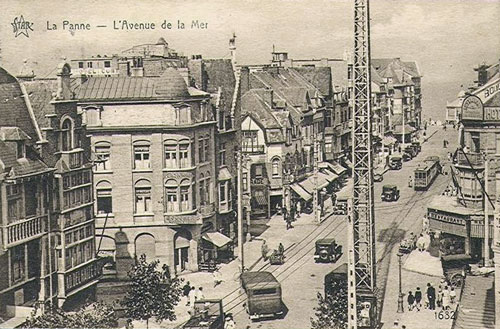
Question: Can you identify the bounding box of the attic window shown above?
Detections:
[16,141,25,159]
[104,61,111,68]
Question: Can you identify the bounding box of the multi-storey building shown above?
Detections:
[0,64,99,323]
[427,60,500,259]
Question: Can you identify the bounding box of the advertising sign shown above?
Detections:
[461,95,484,121]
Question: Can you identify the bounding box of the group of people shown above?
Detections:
[261,240,285,262]
[182,282,205,310]
[406,281,457,312]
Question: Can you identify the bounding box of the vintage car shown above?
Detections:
[268,249,285,265]
[411,141,421,154]
[389,155,402,170]
[241,271,284,321]
[399,234,417,254]
[441,254,477,288]
[381,184,400,202]
[402,146,414,161]
[314,238,342,263]
[183,299,224,329]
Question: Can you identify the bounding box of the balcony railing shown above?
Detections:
[455,151,484,168]
[241,145,265,154]
[65,260,101,293]
[5,215,47,247]
[60,149,84,169]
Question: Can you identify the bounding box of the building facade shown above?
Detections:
[427,60,500,260]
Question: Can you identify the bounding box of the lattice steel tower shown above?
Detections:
[347,0,377,328]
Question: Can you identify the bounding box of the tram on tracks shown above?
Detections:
[413,156,441,191]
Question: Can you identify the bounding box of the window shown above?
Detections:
[87,62,93,68]
[61,118,74,152]
[95,142,111,171]
[11,245,25,283]
[134,143,151,169]
[255,165,263,177]
[104,61,111,68]
[179,140,190,168]
[218,110,225,131]
[78,62,84,69]
[471,132,480,153]
[135,180,152,214]
[205,176,211,204]
[242,131,258,149]
[180,179,190,211]
[165,141,177,168]
[16,142,25,159]
[219,182,226,202]
[198,137,205,163]
[165,179,178,213]
[8,199,21,222]
[199,174,205,205]
[96,181,112,214]
[272,158,280,177]
[219,143,226,166]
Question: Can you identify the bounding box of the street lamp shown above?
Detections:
[397,252,404,313]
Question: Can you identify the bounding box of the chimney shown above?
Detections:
[240,66,250,95]
[263,88,273,107]
[229,33,237,69]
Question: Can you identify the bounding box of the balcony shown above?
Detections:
[5,215,47,247]
[241,145,265,154]
[60,149,84,169]
[65,260,101,294]
[455,151,484,168]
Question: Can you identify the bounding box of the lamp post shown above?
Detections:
[397,252,404,313]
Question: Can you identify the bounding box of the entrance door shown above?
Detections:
[175,247,189,272]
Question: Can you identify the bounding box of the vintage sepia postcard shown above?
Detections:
[0,0,499,328]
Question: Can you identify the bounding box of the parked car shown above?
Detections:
[381,184,400,202]
[441,254,477,288]
[241,271,284,321]
[183,299,224,329]
[314,238,342,263]
[389,155,402,170]
[411,141,421,154]
[402,146,414,161]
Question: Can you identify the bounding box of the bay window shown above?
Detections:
[164,139,191,169]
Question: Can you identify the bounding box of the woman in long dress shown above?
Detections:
[442,286,450,310]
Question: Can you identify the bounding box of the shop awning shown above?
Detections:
[299,174,330,194]
[382,136,397,146]
[291,184,312,202]
[218,167,232,181]
[393,124,417,135]
[329,161,347,175]
[202,232,232,248]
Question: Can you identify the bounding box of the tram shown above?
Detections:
[413,156,441,190]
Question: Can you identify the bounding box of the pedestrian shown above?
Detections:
[401,326,407,329]
[408,175,413,188]
[261,240,269,261]
[286,215,293,230]
[282,207,288,223]
[213,268,223,288]
[442,286,450,310]
[416,234,426,252]
[391,320,399,329]
[407,291,415,311]
[436,285,443,308]
[224,314,236,329]
[183,281,191,297]
[427,283,436,310]
[450,287,457,304]
[278,242,285,256]
[188,286,196,308]
[414,287,422,311]
[296,201,301,218]
[196,287,205,301]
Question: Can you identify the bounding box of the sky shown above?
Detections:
[1,0,499,120]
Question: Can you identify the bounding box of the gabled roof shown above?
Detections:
[241,89,282,129]
[0,127,31,141]
[290,66,332,97]
[453,275,495,329]
[22,79,58,128]
[0,67,42,143]
[0,139,49,177]
[203,59,235,115]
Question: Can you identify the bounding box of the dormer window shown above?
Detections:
[61,118,74,151]
[16,141,25,159]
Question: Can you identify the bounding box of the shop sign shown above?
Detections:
[484,107,500,121]
[461,95,483,121]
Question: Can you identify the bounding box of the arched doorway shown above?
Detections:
[135,234,156,261]
[96,235,116,273]
[174,230,192,273]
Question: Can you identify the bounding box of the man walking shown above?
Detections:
[427,283,436,310]
[261,240,269,261]
[407,291,415,311]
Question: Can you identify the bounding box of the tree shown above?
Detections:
[122,254,183,328]
[23,302,117,329]
[310,279,348,329]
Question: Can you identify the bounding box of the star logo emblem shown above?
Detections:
[11,15,34,38]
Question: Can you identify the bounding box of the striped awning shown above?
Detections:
[291,184,312,202]
[253,195,268,206]
[202,232,232,248]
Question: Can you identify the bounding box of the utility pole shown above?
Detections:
[397,252,404,313]
[237,151,244,272]
[313,135,320,223]
[484,157,491,266]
